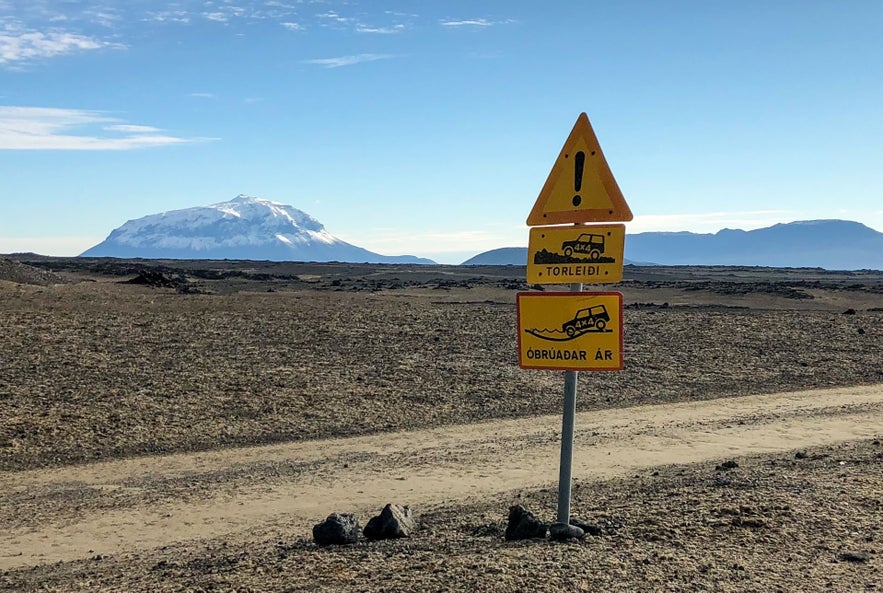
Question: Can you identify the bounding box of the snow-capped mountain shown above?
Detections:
[80,195,434,264]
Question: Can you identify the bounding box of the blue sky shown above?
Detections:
[1,0,881,264]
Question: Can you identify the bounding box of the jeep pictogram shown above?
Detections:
[562,305,610,336]
[561,233,606,260]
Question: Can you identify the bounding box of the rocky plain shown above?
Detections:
[0,255,881,592]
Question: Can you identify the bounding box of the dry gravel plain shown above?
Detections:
[0,256,882,592]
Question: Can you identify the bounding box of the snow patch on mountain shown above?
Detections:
[80,195,433,264]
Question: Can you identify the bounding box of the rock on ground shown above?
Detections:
[363,504,415,540]
[312,513,360,546]
[505,505,547,541]
[569,517,602,536]
[550,521,585,541]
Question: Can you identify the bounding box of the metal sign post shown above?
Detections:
[557,370,578,523]
[556,282,581,525]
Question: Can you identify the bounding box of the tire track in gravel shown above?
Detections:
[1,384,881,570]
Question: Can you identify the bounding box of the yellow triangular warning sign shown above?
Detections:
[527,113,633,226]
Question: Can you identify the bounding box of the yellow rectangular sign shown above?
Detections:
[527,224,625,284]
[517,292,623,371]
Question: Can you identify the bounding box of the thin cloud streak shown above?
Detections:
[0,27,124,65]
[356,24,405,34]
[303,53,397,68]
[439,19,492,27]
[104,124,162,133]
[203,12,228,23]
[316,11,352,24]
[143,10,191,24]
[0,106,210,150]
[82,8,122,29]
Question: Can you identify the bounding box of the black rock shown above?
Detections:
[570,517,603,536]
[504,505,548,541]
[716,460,739,471]
[839,551,870,563]
[363,504,416,540]
[126,270,177,288]
[550,521,585,541]
[312,513,360,546]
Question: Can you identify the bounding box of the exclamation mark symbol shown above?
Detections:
[572,151,585,207]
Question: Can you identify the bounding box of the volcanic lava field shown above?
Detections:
[1,256,881,592]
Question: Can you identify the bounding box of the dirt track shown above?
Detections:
[3,384,880,572]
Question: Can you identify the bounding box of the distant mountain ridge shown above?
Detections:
[81,195,434,264]
[462,220,883,270]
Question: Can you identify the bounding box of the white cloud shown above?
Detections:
[83,8,122,28]
[440,19,493,27]
[0,26,125,65]
[104,124,163,133]
[281,21,304,31]
[0,106,210,150]
[356,24,405,34]
[144,11,191,24]
[317,11,351,24]
[303,53,397,68]
[203,12,228,23]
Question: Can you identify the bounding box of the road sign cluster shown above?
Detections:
[516,112,634,533]
[518,113,632,372]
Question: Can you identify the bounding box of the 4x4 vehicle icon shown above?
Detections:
[561,233,606,260]
[562,305,610,336]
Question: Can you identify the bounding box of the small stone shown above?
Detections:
[716,460,739,471]
[839,551,870,563]
[795,451,808,459]
[550,521,585,541]
[504,505,547,541]
[733,516,766,528]
[313,513,360,546]
[570,517,603,536]
[363,504,415,540]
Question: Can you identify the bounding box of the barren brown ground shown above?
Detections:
[0,257,881,591]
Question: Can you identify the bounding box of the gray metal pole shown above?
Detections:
[556,282,582,524]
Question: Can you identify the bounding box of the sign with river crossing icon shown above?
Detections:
[527,224,625,284]
[517,292,623,371]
